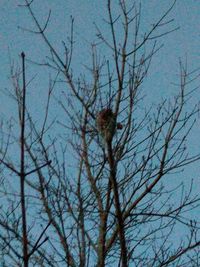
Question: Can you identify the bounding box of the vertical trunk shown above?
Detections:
[20,52,29,267]
[107,141,128,267]
[97,177,112,267]
[97,212,107,267]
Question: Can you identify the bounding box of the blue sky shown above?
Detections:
[0,1,200,263]
[0,0,200,115]
[0,0,200,213]
[1,0,199,159]
[0,4,199,178]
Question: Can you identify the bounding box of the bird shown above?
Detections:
[96,108,123,143]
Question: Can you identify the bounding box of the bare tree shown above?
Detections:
[0,0,200,266]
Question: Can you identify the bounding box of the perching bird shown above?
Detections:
[96,108,123,143]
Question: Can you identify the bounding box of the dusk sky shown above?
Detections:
[1,0,199,170]
[0,0,199,117]
[0,1,200,264]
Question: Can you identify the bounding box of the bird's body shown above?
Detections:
[96,108,122,143]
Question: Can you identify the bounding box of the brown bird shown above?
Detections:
[96,108,123,142]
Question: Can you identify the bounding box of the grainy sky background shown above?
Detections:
[0,0,200,115]
[0,0,199,166]
[0,0,200,256]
